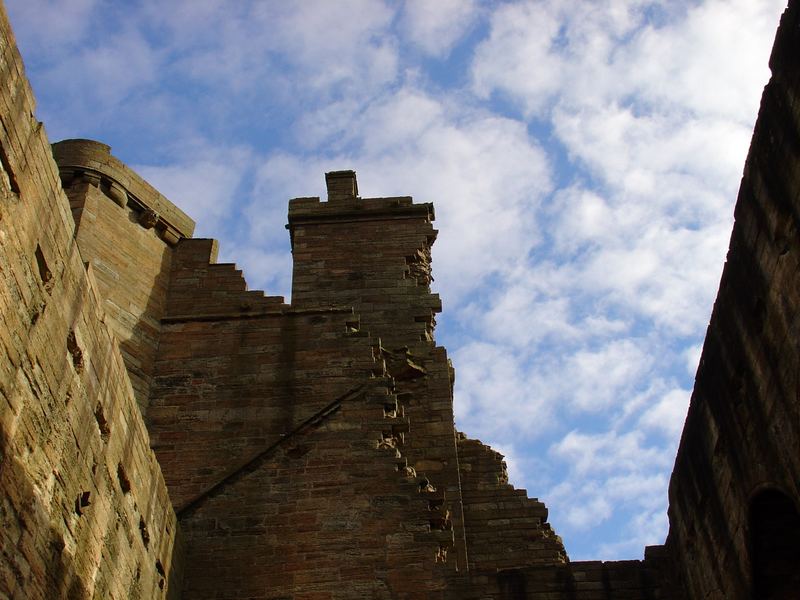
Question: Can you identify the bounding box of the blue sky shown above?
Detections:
[6,0,787,560]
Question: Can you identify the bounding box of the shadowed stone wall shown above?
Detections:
[52,139,194,413]
[665,2,800,598]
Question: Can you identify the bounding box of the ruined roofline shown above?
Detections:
[287,170,436,250]
[52,138,195,243]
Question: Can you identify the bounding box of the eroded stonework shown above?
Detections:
[2,1,800,598]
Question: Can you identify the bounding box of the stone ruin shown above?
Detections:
[1,1,800,598]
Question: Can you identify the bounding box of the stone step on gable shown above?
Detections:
[165,237,287,318]
[457,435,567,571]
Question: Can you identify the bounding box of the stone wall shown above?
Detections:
[0,5,179,598]
[177,382,455,599]
[456,436,565,571]
[665,1,800,598]
[288,175,469,569]
[53,139,194,413]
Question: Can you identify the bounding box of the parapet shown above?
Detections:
[52,138,195,244]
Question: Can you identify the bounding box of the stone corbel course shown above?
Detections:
[52,138,195,245]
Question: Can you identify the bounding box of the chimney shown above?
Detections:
[325,170,358,201]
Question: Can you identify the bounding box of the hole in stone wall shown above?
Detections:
[35,244,53,292]
[753,296,765,321]
[0,135,20,194]
[155,559,165,590]
[117,463,131,494]
[418,478,436,493]
[498,569,527,600]
[750,489,800,598]
[29,303,43,325]
[67,331,84,373]
[74,491,91,516]
[139,517,150,549]
[286,444,311,459]
[94,404,110,440]
[396,391,413,404]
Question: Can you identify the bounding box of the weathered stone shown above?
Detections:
[2,1,800,598]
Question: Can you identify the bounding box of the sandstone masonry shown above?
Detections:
[1,1,799,598]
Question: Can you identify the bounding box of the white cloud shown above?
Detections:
[477,289,579,350]
[261,0,397,92]
[563,339,653,412]
[684,343,703,378]
[155,0,399,99]
[133,143,253,238]
[546,428,674,554]
[453,340,554,440]
[401,0,480,57]
[471,1,565,116]
[356,113,551,302]
[550,429,669,477]
[638,387,691,439]
[5,0,98,52]
[26,27,159,122]
[561,483,613,530]
[216,245,293,300]
[471,0,782,120]
[617,0,784,122]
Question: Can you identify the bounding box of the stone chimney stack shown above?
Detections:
[325,169,358,201]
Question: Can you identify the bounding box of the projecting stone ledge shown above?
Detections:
[52,138,195,243]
